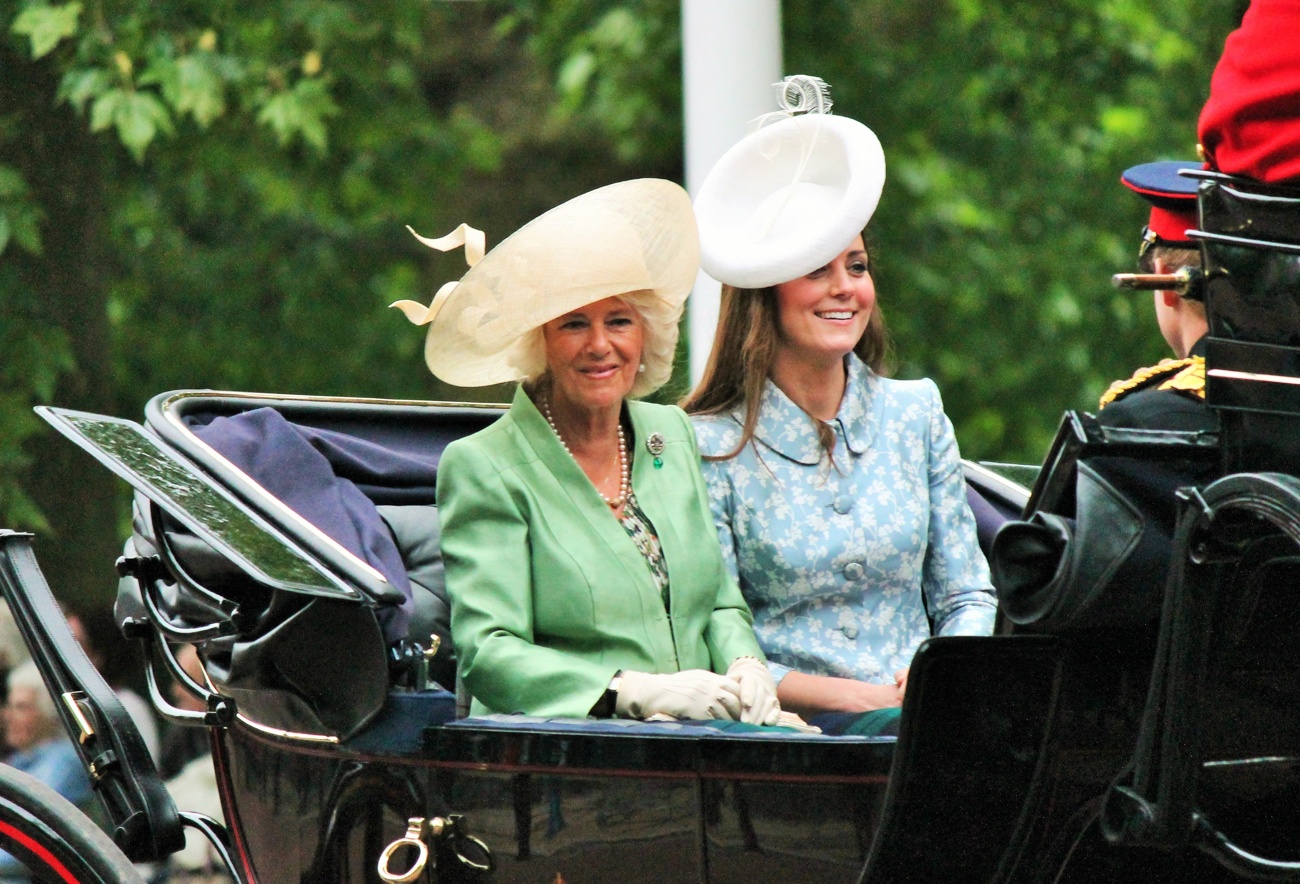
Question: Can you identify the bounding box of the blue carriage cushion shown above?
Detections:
[343,695,897,758]
[343,688,459,755]
[440,714,894,741]
[376,505,456,688]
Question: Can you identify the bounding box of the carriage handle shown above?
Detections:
[378,817,432,884]
[378,815,493,883]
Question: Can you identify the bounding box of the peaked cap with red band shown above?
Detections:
[1120,160,1200,246]
[1198,0,1300,184]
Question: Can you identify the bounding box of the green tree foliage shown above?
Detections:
[0,0,674,605]
[0,0,1244,605]
[781,0,1242,460]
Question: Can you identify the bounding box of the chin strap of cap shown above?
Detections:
[390,222,486,326]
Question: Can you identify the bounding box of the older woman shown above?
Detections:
[683,79,997,726]
[391,179,779,724]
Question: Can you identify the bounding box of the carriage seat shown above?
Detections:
[375,503,455,689]
[989,411,1217,632]
[126,489,457,689]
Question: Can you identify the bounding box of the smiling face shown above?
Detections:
[773,236,876,368]
[542,296,645,414]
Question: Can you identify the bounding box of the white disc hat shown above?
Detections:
[694,76,886,289]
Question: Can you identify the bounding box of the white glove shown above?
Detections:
[613,669,743,721]
[727,656,781,726]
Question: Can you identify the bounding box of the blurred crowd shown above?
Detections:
[0,603,229,882]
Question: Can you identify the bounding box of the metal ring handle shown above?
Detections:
[451,832,494,872]
[378,818,431,884]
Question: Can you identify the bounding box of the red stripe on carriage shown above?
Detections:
[0,819,80,884]
[210,735,258,882]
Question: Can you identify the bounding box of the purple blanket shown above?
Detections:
[192,408,439,642]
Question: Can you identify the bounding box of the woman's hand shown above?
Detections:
[726,656,781,726]
[775,670,906,718]
[614,670,743,721]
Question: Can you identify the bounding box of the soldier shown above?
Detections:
[1083,161,1220,568]
[989,162,1219,628]
[1096,160,1215,434]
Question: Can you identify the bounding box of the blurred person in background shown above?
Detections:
[0,603,31,757]
[0,661,94,878]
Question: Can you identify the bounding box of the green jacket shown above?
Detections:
[438,385,763,718]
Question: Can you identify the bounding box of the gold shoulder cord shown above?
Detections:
[1099,357,1197,409]
[1156,355,1206,399]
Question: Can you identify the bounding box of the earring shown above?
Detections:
[638,363,646,373]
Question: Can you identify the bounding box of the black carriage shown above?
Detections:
[1,169,1300,883]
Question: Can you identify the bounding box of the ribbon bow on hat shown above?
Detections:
[390,223,487,326]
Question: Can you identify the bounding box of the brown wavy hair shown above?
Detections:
[680,247,891,460]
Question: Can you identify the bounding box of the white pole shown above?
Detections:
[681,0,782,385]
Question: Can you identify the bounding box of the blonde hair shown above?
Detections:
[522,289,682,399]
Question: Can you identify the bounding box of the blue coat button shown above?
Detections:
[843,562,865,580]
[832,495,854,515]
[841,623,859,639]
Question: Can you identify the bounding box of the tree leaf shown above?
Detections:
[292,78,338,152]
[175,55,227,127]
[0,213,11,256]
[145,54,228,127]
[0,165,26,199]
[90,90,173,160]
[137,56,179,101]
[89,89,127,132]
[11,206,42,255]
[57,67,112,114]
[113,91,175,161]
[10,3,83,60]
[557,50,595,100]
[256,78,337,152]
[256,91,299,146]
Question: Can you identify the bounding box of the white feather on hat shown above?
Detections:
[694,77,886,290]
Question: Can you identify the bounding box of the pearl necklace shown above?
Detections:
[542,396,630,508]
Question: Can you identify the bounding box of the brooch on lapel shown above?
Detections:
[646,432,665,468]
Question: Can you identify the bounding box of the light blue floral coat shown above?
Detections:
[691,355,997,685]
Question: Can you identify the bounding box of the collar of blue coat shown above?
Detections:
[743,353,880,466]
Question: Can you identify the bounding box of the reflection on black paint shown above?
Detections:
[66,414,332,591]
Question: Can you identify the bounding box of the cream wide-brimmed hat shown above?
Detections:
[392,178,699,388]
[694,76,886,290]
